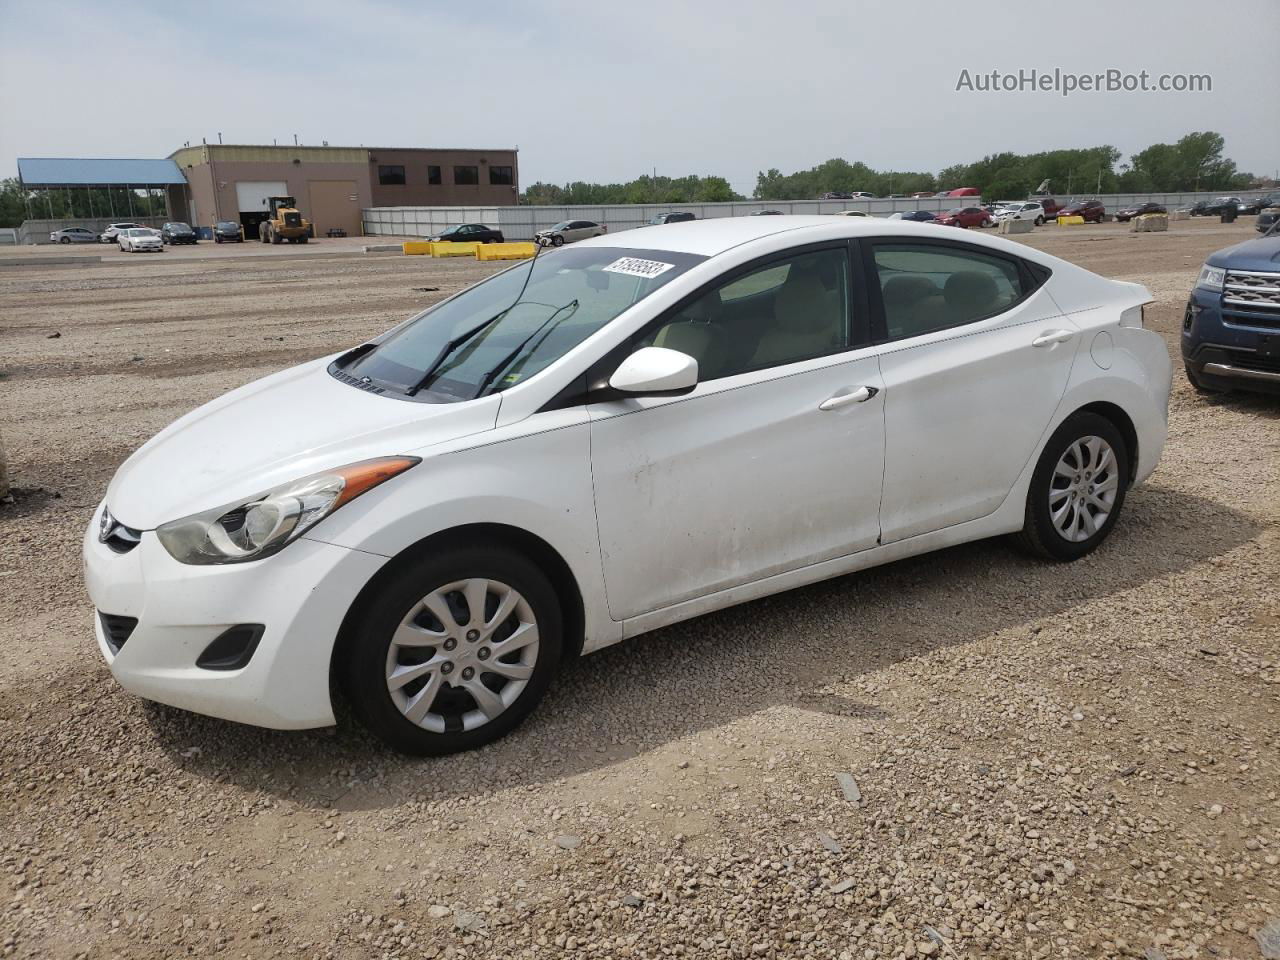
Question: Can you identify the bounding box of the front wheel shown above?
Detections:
[342,546,563,755]
[551,235,564,246]
[1184,363,1225,394]
[1014,412,1130,561]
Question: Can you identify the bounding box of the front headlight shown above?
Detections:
[1195,264,1226,293]
[156,456,419,565]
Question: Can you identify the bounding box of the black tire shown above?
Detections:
[298,235,308,244]
[342,546,563,756]
[551,235,564,246]
[1184,363,1225,394]
[59,236,71,244]
[1014,411,1130,562]
[1035,216,1045,226]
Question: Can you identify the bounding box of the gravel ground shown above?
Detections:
[1,219,1277,959]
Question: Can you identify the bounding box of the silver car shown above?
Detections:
[118,228,164,253]
[534,219,607,246]
[50,226,99,244]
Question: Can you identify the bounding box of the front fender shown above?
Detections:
[301,409,620,653]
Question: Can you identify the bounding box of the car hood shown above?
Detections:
[1206,236,1280,272]
[106,355,501,529]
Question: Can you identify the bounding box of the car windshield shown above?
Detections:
[549,221,572,231]
[342,245,707,402]
[170,222,192,231]
[217,221,238,229]
[126,229,150,236]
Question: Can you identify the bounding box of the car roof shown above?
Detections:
[573,215,990,257]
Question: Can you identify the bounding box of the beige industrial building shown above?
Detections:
[170,143,519,238]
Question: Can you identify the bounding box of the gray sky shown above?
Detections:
[2,0,1276,195]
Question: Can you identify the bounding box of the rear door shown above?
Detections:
[865,237,1078,543]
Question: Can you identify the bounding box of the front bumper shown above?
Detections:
[1182,287,1280,393]
[83,503,386,729]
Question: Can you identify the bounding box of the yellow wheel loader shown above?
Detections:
[258,196,311,244]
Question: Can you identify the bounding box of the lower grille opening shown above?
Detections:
[1229,350,1280,374]
[99,612,138,654]
[196,624,265,671]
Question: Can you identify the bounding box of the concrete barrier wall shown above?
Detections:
[362,190,1275,241]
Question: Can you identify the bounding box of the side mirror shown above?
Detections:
[608,346,698,396]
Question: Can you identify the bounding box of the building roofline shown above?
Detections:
[168,144,518,158]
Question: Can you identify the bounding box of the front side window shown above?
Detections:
[378,164,406,185]
[340,246,706,402]
[638,246,851,381]
[454,165,479,185]
[872,242,1025,341]
[489,165,514,185]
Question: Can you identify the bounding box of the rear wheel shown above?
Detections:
[342,546,562,755]
[1015,412,1129,561]
[1035,215,1045,226]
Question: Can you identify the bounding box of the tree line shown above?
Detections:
[518,131,1258,205]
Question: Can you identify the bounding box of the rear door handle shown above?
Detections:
[819,385,878,411]
[1032,329,1075,348]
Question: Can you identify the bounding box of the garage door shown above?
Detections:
[235,181,289,213]
[307,180,361,237]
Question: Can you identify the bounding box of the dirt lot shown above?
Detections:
[1,220,1277,960]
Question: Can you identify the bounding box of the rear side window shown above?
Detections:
[871,242,1027,342]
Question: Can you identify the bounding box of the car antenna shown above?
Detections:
[405,240,546,397]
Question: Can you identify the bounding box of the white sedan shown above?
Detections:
[118,228,164,253]
[85,217,1171,754]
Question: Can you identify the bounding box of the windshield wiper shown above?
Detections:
[405,245,544,397]
[473,298,579,397]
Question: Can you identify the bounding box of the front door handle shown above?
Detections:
[819,385,878,411]
[1032,329,1075,348]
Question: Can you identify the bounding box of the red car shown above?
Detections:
[937,206,994,228]
[1029,196,1065,219]
[948,187,981,197]
[1057,200,1106,223]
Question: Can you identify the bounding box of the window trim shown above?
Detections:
[858,235,1051,345]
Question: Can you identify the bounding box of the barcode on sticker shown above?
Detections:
[603,257,675,279]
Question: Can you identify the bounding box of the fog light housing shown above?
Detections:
[196,624,265,671]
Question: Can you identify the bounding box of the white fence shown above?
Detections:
[363,190,1275,241]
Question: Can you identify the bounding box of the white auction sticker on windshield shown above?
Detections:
[603,256,676,279]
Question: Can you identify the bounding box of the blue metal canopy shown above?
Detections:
[17,157,187,186]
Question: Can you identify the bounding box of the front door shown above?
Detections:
[587,244,886,621]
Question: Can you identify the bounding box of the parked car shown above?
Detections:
[646,212,696,226]
[910,191,936,198]
[750,210,784,216]
[427,224,505,243]
[534,220,606,246]
[99,222,144,243]
[1180,201,1212,216]
[212,220,244,243]
[835,209,869,217]
[50,226,98,244]
[1182,228,1280,395]
[161,222,198,245]
[118,228,163,253]
[1255,207,1280,234]
[819,192,853,200]
[848,192,876,199]
[1055,200,1106,223]
[994,201,1048,226]
[948,187,981,197]
[888,210,939,223]
[1115,202,1167,223]
[1204,197,1242,216]
[84,217,1172,755]
[937,206,995,228]
[1238,194,1280,215]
